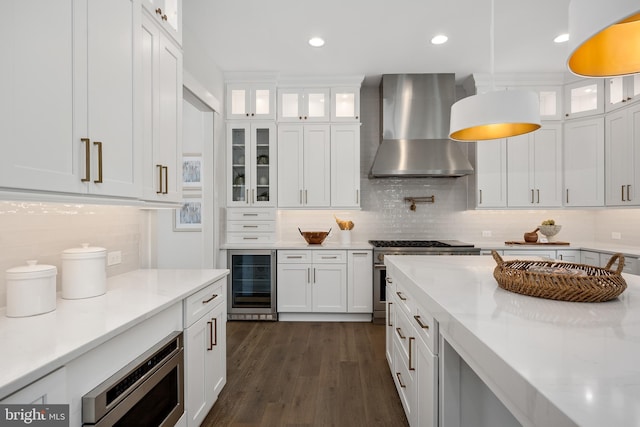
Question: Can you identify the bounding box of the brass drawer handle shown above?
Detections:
[409,337,415,371]
[163,166,168,194]
[395,327,406,340]
[93,141,103,183]
[202,294,218,304]
[81,138,91,182]
[207,320,213,351]
[396,291,407,301]
[387,302,393,327]
[414,315,429,329]
[156,164,163,194]
[396,372,406,388]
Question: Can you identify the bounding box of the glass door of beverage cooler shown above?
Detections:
[227,250,277,320]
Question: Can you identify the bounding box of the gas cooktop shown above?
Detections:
[369,240,475,248]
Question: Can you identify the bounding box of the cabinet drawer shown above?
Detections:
[394,307,413,360]
[393,333,415,419]
[413,304,438,355]
[183,279,225,328]
[226,233,276,244]
[227,221,275,233]
[227,208,276,221]
[312,250,347,263]
[278,250,312,263]
[394,282,414,317]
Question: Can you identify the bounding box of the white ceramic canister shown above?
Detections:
[61,243,107,299]
[6,260,57,317]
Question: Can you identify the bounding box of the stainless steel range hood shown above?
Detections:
[369,74,474,178]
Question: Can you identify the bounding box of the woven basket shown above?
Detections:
[492,250,627,303]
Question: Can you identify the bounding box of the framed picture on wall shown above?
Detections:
[182,154,202,190]
[174,194,203,232]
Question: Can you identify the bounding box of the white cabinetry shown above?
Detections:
[278,88,330,122]
[277,250,347,313]
[1,368,66,404]
[331,125,361,208]
[563,117,605,206]
[184,279,226,427]
[141,13,182,203]
[502,249,557,259]
[581,250,600,267]
[605,103,640,206]
[227,122,276,206]
[347,251,372,313]
[330,87,361,122]
[226,83,276,120]
[605,75,640,112]
[0,0,140,198]
[556,250,581,262]
[564,79,604,119]
[507,123,562,207]
[277,125,331,208]
[141,0,181,45]
[475,138,507,208]
[225,207,276,244]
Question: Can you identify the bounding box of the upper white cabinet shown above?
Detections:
[226,83,276,120]
[277,124,331,208]
[330,87,361,122]
[330,125,361,208]
[507,124,563,207]
[277,88,330,122]
[140,14,183,203]
[227,122,276,206]
[475,138,507,208]
[563,117,605,207]
[564,79,604,119]
[605,103,640,206]
[142,0,181,45]
[605,75,640,112]
[1,0,140,198]
[515,86,563,121]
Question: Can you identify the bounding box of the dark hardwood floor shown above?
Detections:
[202,321,409,427]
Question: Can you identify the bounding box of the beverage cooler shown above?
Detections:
[227,250,277,320]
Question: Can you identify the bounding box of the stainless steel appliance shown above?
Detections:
[371,240,480,322]
[227,250,277,320]
[82,331,184,426]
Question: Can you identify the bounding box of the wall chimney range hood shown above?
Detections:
[369,74,474,178]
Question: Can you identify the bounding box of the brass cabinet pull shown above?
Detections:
[409,337,415,371]
[352,252,368,255]
[252,188,255,203]
[156,164,163,194]
[246,189,249,204]
[243,225,259,228]
[396,372,406,388]
[81,138,91,182]
[212,317,218,346]
[93,141,103,183]
[242,237,258,240]
[536,189,540,203]
[387,302,393,327]
[356,189,359,204]
[161,14,168,21]
[530,189,534,204]
[287,255,303,259]
[396,291,407,301]
[307,267,311,283]
[566,189,569,204]
[622,185,626,201]
[385,277,392,284]
[313,268,316,283]
[479,189,483,204]
[207,320,213,351]
[414,315,429,329]
[163,166,168,194]
[305,189,308,204]
[395,327,406,340]
[299,189,303,205]
[155,7,162,15]
[627,185,632,201]
[321,256,338,259]
[202,294,218,304]
[242,213,258,216]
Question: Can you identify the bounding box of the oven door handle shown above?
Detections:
[374,264,386,270]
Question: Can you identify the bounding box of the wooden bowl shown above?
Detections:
[299,228,331,245]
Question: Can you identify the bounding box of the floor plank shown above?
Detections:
[202,321,409,427]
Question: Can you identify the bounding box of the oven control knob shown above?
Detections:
[377,253,384,262]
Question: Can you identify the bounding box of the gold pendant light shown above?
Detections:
[449,0,541,142]
[568,0,640,77]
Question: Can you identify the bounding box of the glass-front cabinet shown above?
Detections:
[564,79,604,119]
[141,0,181,44]
[331,87,361,122]
[606,75,640,112]
[227,122,276,206]
[226,83,276,120]
[277,88,330,122]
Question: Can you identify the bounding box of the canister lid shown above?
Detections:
[6,260,57,280]
[62,243,106,259]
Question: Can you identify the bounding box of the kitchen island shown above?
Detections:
[385,255,640,427]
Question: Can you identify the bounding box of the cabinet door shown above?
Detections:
[386,297,395,369]
[304,88,330,122]
[506,133,532,207]
[303,125,331,207]
[348,251,372,313]
[331,87,361,122]
[605,107,636,206]
[606,75,640,112]
[185,310,216,427]
[277,125,304,207]
[331,125,361,208]
[556,250,581,262]
[312,264,347,312]
[277,263,312,312]
[532,124,562,207]
[209,303,227,399]
[227,84,275,120]
[564,118,605,207]
[0,1,82,194]
[142,0,182,45]
[415,339,437,427]
[581,250,601,267]
[278,88,329,122]
[476,138,507,208]
[228,123,251,206]
[564,79,604,119]
[1,368,66,404]
[250,123,276,206]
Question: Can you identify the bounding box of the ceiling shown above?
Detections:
[183,0,572,86]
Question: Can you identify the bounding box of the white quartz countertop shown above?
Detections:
[479,241,640,257]
[385,255,640,427]
[221,240,373,250]
[0,268,229,399]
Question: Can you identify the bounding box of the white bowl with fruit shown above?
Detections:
[539,219,561,241]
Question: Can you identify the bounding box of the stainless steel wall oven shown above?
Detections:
[82,331,184,426]
[227,250,277,320]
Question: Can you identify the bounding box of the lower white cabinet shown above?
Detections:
[0,368,66,404]
[555,250,581,262]
[277,250,347,312]
[184,279,227,427]
[347,250,372,313]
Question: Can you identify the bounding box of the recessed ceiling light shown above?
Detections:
[431,34,448,45]
[308,37,325,47]
[554,33,570,43]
